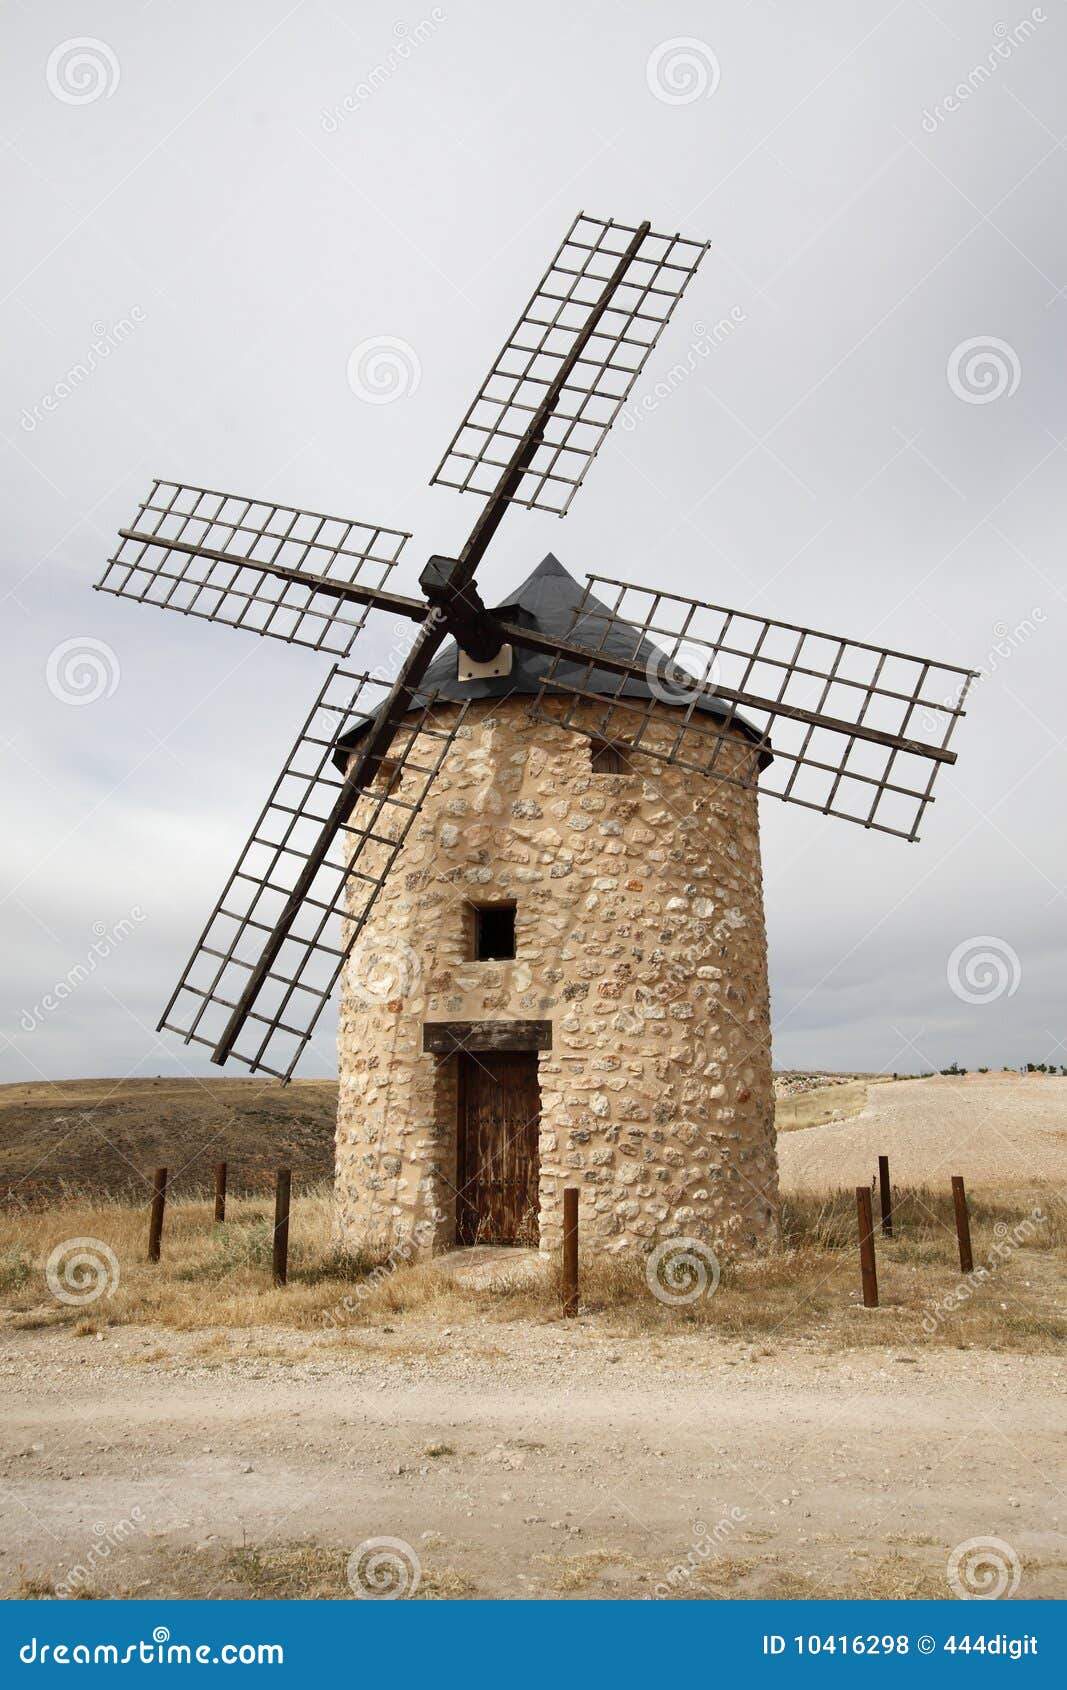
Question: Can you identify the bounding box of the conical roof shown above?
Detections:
[336,554,770,766]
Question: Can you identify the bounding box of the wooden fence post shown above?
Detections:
[273,1168,292,1287]
[562,1187,578,1317]
[214,1161,227,1224]
[877,1154,893,1237]
[147,1167,168,1263]
[856,1185,878,1308]
[951,1175,973,1273]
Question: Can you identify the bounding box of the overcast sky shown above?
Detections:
[2,0,1064,1087]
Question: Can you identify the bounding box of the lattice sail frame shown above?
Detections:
[160,669,469,1080]
[431,213,709,516]
[529,577,978,841]
[97,480,409,657]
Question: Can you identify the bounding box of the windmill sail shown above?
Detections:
[97,480,410,657]
[432,212,708,517]
[159,665,468,1080]
[524,574,977,841]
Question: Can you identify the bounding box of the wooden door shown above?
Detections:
[456,1052,540,1246]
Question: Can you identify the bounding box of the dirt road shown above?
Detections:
[3,1319,1063,1601]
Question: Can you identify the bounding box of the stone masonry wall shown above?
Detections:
[334,697,779,1261]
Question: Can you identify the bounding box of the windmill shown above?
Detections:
[97,212,977,1257]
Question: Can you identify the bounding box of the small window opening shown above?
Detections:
[473,902,516,961]
[590,738,627,774]
[376,757,402,794]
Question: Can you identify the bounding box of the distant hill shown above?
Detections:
[0,1078,338,1206]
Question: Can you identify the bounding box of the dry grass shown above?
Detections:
[539,1548,642,1591]
[200,1542,472,1601]
[721,1555,949,1601]
[774,1079,873,1133]
[522,1545,952,1599]
[0,1183,1062,1354]
[8,1542,476,1602]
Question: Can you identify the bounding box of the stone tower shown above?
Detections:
[334,556,779,1262]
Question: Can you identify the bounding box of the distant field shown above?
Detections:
[0,1077,338,1206]
[1,1072,870,1205]
[773,1076,891,1133]
[6,1069,1042,1208]
[778,1071,1067,1191]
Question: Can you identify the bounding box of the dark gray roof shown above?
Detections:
[335,553,771,768]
